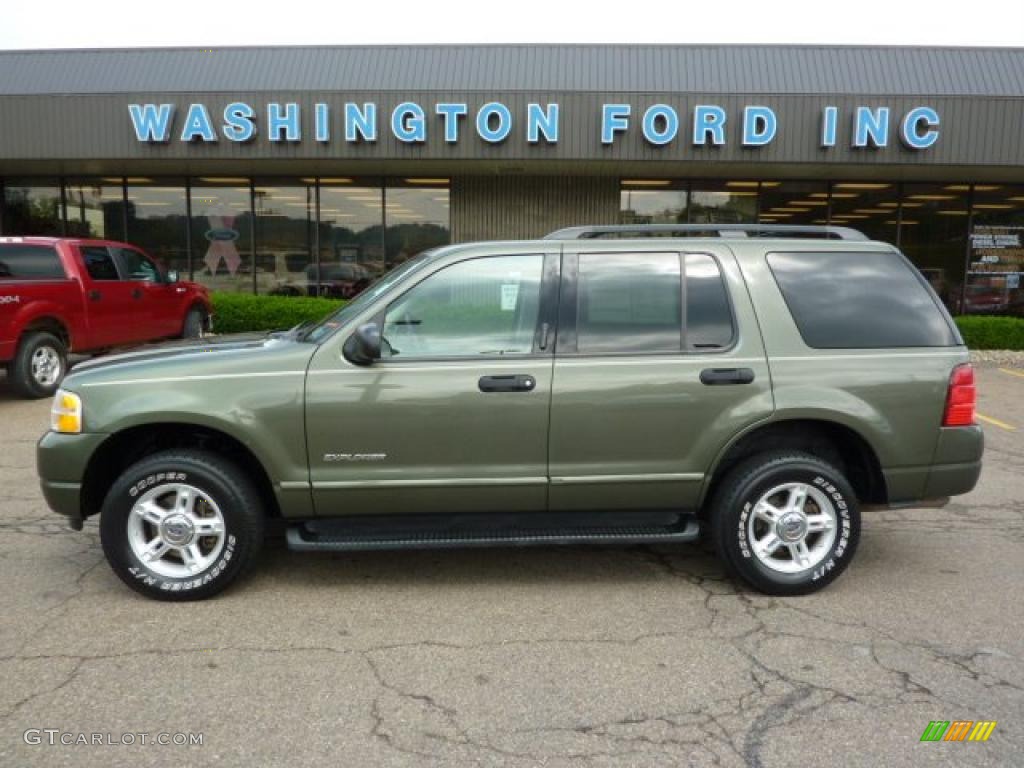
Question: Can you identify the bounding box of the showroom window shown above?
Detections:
[689,181,757,224]
[965,184,1024,317]
[2,179,63,235]
[254,180,316,296]
[64,179,125,240]
[189,179,254,293]
[899,183,970,312]
[126,179,189,277]
[828,182,900,245]
[757,181,829,227]
[619,181,688,225]
[384,179,451,267]
[316,178,385,298]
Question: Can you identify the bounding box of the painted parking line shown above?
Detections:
[976,412,1016,431]
[998,367,1024,379]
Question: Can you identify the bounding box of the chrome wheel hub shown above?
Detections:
[127,483,227,579]
[747,482,838,574]
[776,511,808,543]
[31,346,62,386]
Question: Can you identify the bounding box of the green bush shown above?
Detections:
[211,293,345,334]
[954,315,1024,351]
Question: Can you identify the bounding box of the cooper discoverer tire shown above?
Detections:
[99,450,264,601]
[10,331,66,399]
[709,451,860,596]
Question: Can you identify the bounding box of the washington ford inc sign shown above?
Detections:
[128,101,942,150]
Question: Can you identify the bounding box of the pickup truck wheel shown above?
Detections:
[182,307,206,339]
[99,450,264,601]
[10,331,66,398]
[709,451,860,596]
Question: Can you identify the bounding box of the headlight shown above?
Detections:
[50,389,82,434]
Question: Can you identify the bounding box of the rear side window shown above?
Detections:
[577,252,682,353]
[0,244,65,279]
[766,251,959,348]
[685,253,734,350]
[80,246,120,281]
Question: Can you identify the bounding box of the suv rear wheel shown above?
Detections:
[99,450,264,600]
[709,451,860,595]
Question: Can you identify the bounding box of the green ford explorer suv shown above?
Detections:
[36,224,983,601]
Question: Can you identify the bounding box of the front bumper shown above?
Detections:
[37,431,108,529]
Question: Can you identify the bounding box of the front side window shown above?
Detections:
[116,248,161,282]
[80,246,120,281]
[576,252,682,353]
[382,255,543,358]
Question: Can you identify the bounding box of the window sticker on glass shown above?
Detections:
[500,283,520,311]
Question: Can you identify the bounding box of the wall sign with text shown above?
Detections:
[127,101,941,150]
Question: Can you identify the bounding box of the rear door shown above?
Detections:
[76,245,146,346]
[547,242,773,512]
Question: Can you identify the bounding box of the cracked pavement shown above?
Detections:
[0,365,1021,767]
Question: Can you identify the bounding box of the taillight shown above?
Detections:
[943,363,976,427]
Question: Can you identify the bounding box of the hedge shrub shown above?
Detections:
[210,293,1024,351]
[954,315,1024,351]
[211,293,345,334]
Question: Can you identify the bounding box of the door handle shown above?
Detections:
[88,289,101,301]
[132,288,143,300]
[478,374,536,393]
[700,368,755,386]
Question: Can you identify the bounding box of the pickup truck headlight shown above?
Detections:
[50,389,82,434]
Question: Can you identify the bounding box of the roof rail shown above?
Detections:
[543,224,869,241]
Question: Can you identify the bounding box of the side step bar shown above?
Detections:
[286,518,700,552]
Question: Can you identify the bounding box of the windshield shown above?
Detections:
[300,251,436,343]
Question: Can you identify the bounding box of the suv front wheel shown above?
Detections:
[709,451,860,596]
[99,450,264,600]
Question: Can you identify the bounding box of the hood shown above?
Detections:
[70,332,275,374]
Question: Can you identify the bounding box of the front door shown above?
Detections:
[112,246,181,338]
[547,244,773,512]
[305,250,559,517]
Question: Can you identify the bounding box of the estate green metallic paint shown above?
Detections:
[37,237,983,526]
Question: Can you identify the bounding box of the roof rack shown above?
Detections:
[543,224,869,241]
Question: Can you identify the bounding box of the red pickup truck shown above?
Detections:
[0,237,212,398]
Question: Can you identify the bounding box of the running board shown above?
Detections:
[286,518,700,552]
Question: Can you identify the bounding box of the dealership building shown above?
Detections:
[1,44,1023,313]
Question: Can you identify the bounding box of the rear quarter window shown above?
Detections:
[766,251,960,348]
[0,244,65,279]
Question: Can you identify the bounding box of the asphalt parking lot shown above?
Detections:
[0,365,1021,767]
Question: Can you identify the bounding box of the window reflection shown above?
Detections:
[2,180,62,235]
[190,181,253,293]
[126,180,188,276]
[689,181,757,224]
[899,183,969,311]
[65,179,125,239]
[254,181,315,296]
[317,179,385,297]
[619,182,687,224]
[384,180,450,267]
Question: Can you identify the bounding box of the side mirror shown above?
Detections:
[343,322,382,366]
[166,269,180,284]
